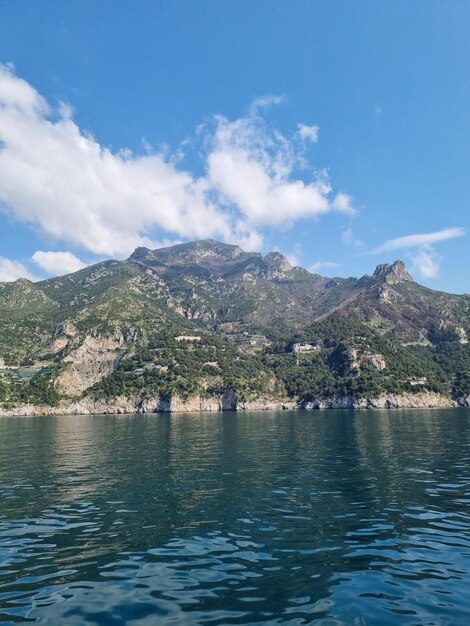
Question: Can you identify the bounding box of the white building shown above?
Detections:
[292,342,320,354]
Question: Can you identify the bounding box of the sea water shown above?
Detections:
[0,409,469,625]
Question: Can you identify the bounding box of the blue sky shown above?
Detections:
[0,0,468,292]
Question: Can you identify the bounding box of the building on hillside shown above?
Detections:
[175,335,201,342]
[292,342,320,354]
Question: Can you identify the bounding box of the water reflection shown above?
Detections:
[0,409,469,624]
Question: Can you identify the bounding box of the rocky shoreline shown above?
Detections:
[1,390,469,417]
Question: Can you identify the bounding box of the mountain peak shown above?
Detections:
[262,251,293,280]
[181,239,247,259]
[128,239,262,277]
[128,240,251,263]
[372,260,414,284]
[128,246,151,261]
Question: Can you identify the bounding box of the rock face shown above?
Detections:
[361,353,387,371]
[373,260,414,285]
[301,391,455,410]
[142,389,239,413]
[50,321,78,353]
[55,333,124,397]
[262,252,293,280]
[457,395,470,408]
[345,349,387,374]
[0,390,457,417]
[239,399,297,411]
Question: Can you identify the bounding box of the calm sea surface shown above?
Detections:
[0,409,469,625]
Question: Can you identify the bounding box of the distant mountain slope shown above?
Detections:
[129,240,372,338]
[0,239,469,412]
[337,261,470,342]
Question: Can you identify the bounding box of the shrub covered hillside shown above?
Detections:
[87,332,276,403]
[0,240,469,410]
[264,314,470,401]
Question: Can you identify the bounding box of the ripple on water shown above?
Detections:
[0,409,469,625]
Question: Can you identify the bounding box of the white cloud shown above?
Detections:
[410,248,440,279]
[372,227,465,253]
[371,227,465,280]
[0,65,232,257]
[309,261,341,273]
[332,193,355,215]
[297,123,319,143]
[341,226,363,247]
[0,257,35,282]
[248,95,286,116]
[207,112,355,228]
[0,66,355,258]
[0,63,48,113]
[32,250,87,276]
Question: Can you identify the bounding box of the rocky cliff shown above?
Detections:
[0,390,460,417]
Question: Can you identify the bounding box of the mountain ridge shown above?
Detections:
[1,239,469,414]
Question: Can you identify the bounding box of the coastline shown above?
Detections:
[1,390,468,417]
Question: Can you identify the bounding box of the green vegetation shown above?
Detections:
[263,315,469,401]
[0,371,60,407]
[88,332,275,402]
[0,240,469,409]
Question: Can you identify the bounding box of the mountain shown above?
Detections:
[0,239,469,414]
